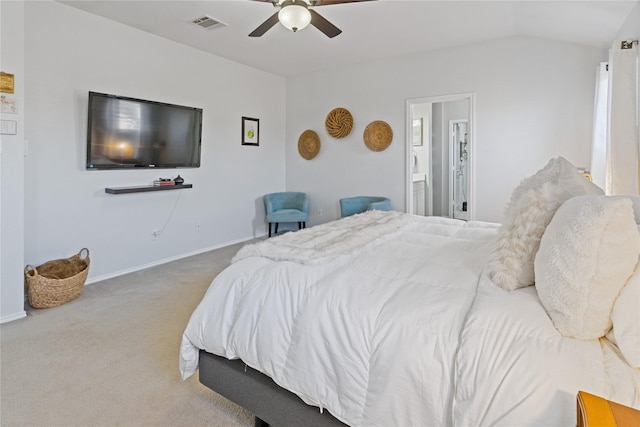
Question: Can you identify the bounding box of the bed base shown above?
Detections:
[198,350,347,427]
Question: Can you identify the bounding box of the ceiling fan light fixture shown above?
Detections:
[278,1,311,33]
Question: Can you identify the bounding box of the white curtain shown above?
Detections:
[590,62,609,190]
[606,41,639,195]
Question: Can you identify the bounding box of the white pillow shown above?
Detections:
[489,157,604,291]
[507,157,564,204]
[630,196,640,224]
[611,195,640,224]
[535,195,640,340]
[609,246,640,367]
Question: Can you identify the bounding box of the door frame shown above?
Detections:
[405,92,475,219]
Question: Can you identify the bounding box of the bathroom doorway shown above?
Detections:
[406,93,474,220]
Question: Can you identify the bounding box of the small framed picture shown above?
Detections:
[242,116,259,146]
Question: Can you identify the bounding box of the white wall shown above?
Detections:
[286,36,606,223]
[0,1,27,323]
[22,1,286,283]
[431,103,445,216]
[615,1,640,40]
[615,1,640,160]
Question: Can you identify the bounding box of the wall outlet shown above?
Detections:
[317,208,323,216]
[195,223,201,231]
[152,229,161,240]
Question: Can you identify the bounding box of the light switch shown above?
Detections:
[0,120,17,135]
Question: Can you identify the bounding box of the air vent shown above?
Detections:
[191,15,226,30]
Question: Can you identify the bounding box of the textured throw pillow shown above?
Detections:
[609,245,640,368]
[507,157,564,205]
[630,196,640,224]
[489,157,604,291]
[535,196,640,340]
[612,195,640,224]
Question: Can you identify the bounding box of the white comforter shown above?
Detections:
[180,211,639,426]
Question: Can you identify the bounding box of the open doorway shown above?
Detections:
[406,93,474,220]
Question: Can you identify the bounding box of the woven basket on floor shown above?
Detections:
[25,248,90,309]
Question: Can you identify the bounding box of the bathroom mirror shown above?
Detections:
[406,93,474,220]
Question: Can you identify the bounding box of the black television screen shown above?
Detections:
[86,92,202,170]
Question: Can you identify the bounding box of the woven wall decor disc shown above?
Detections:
[325,107,354,139]
[363,120,393,152]
[298,130,321,160]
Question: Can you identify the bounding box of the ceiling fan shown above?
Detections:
[249,0,374,38]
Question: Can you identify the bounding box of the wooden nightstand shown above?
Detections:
[577,391,640,427]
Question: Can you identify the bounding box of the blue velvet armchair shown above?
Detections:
[339,196,391,217]
[264,192,309,237]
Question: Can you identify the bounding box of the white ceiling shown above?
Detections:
[58,0,638,78]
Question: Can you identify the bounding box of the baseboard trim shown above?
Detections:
[1,310,27,324]
[85,235,262,286]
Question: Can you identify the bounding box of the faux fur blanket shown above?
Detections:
[232,210,412,265]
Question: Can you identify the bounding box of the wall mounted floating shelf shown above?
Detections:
[105,184,192,194]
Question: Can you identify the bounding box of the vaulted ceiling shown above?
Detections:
[58,1,638,77]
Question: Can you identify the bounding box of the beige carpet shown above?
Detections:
[0,242,255,427]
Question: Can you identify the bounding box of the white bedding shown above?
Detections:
[179,211,640,426]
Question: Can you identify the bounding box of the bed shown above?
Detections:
[180,157,640,426]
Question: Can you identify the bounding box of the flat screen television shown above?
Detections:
[86,92,202,170]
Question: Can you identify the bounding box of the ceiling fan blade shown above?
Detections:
[249,12,280,37]
[311,0,376,6]
[309,9,342,38]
